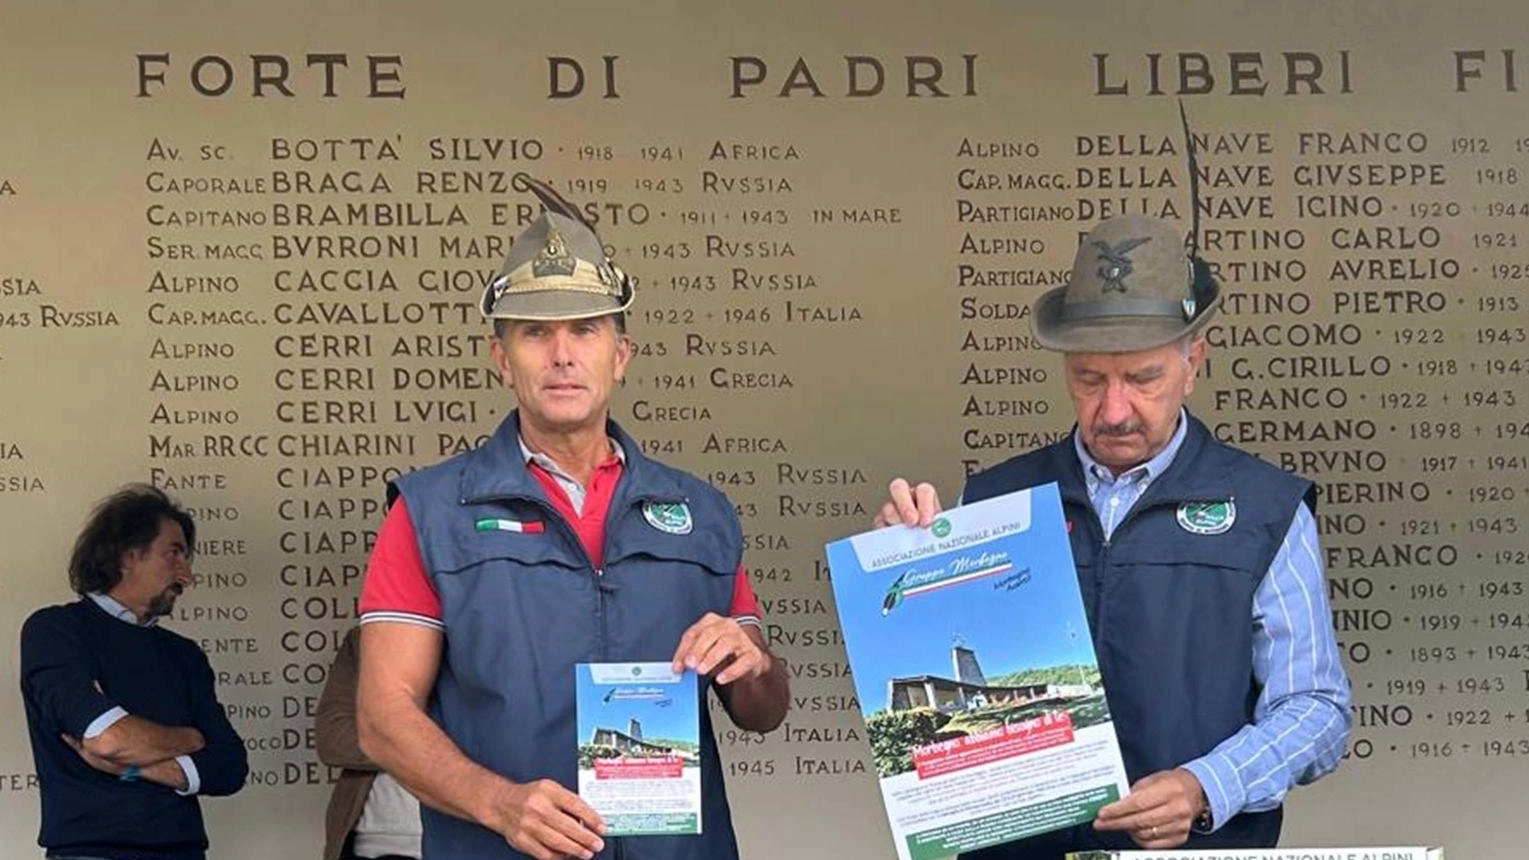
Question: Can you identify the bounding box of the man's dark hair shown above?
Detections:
[68,484,195,595]
[493,312,627,340]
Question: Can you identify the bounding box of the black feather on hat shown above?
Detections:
[1029,103,1222,353]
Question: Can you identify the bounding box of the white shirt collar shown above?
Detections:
[88,592,157,627]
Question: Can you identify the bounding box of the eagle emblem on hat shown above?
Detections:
[533,226,577,277]
[1093,236,1152,294]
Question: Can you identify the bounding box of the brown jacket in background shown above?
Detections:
[315,627,377,860]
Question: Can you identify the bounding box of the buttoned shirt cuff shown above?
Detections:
[1182,755,1243,834]
[174,755,201,796]
[83,706,129,740]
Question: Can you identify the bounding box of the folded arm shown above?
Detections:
[21,611,203,768]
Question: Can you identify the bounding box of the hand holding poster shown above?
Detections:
[576,663,702,836]
[826,483,1129,860]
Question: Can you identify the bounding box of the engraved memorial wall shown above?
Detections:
[1,2,1525,857]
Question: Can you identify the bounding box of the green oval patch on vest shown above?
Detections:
[643,501,693,535]
[1177,500,1236,535]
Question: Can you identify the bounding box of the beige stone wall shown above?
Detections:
[0,2,1523,856]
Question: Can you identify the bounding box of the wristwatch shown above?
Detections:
[1191,781,1212,833]
[119,765,141,782]
[1192,803,1213,833]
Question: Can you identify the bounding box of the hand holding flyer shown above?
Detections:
[826,483,1130,860]
[576,663,702,837]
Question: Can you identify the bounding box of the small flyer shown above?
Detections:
[575,662,702,836]
[826,483,1130,860]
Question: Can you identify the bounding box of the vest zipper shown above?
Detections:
[588,490,683,665]
[1058,486,1110,645]
[1090,493,1209,638]
[595,566,612,662]
[1090,509,1110,643]
[485,494,610,658]
[468,490,684,664]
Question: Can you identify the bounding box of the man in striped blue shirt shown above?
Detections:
[876,214,1351,858]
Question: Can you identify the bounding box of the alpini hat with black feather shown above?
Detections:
[1031,104,1223,353]
[479,173,635,321]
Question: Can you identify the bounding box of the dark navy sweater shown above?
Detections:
[20,598,248,860]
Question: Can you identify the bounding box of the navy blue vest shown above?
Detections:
[961,415,1313,855]
[395,413,744,860]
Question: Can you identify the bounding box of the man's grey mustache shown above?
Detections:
[1094,423,1144,438]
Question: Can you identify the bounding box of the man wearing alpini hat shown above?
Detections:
[876,213,1351,858]
[356,175,789,860]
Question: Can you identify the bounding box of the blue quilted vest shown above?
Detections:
[961,414,1313,854]
[394,412,745,860]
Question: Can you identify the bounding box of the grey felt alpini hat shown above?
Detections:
[479,173,635,321]
[1030,214,1221,354]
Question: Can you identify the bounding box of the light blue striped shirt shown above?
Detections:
[1073,412,1351,830]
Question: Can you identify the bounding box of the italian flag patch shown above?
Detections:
[475,518,544,534]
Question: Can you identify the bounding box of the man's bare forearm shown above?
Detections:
[720,631,790,733]
[359,687,513,830]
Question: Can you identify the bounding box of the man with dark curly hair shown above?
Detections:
[19,484,248,860]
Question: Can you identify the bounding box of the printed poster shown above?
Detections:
[826,483,1130,860]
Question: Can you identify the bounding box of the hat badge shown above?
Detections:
[1093,236,1152,294]
[533,226,577,277]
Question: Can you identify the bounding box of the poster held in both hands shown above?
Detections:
[826,483,1130,860]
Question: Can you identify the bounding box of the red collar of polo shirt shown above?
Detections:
[523,446,624,569]
[518,435,625,491]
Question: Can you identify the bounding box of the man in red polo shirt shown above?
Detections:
[356,175,788,860]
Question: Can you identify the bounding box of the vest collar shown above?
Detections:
[1054,411,1235,510]
[1144,412,1236,503]
[459,411,687,506]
